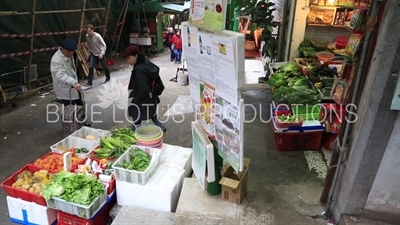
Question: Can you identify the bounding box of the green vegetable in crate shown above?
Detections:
[268,73,288,88]
[276,62,300,74]
[76,148,89,154]
[287,76,309,88]
[118,148,152,172]
[276,115,303,122]
[42,171,105,207]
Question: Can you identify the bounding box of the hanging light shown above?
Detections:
[169,14,175,20]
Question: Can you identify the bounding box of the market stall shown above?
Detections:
[127,1,165,55]
[0,126,193,224]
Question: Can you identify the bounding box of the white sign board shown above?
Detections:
[182,22,246,172]
[191,121,215,190]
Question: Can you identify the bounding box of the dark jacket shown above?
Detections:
[128,57,160,121]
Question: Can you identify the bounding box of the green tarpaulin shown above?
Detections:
[128,1,165,13]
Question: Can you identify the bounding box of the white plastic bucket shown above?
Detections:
[177,71,188,86]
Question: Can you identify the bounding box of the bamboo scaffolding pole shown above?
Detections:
[79,0,88,39]
[102,0,112,37]
[27,0,37,88]
[0,8,107,16]
[76,0,87,73]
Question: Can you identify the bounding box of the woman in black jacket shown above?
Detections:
[122,45,166,132]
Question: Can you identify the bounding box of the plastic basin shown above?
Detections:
[135,125,162,139]
[335,36,349,49]
[136,138,163,146]
[135,132,163,141]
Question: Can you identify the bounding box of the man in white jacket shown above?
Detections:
[86,24,110,86]
[50,38,90,126]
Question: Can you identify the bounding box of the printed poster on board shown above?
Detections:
[189,0,228,32]
[215,96,243,172]
[199,82,216,138]
[181,24,200,110]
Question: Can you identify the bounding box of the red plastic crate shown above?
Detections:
[1,164,48,206]
[57,193,116,225]
[274,131,323,151]
[33,152,85,173]
[274,116,303,129]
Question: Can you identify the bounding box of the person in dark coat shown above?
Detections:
[122,45,166,132]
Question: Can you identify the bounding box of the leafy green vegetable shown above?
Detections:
[42,171,105,206]
[272,86,321,105]
[118,148,152,172]
[268,74,287,88]
[277,62,300,74]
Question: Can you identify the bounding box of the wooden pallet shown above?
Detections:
[76,44,99,78]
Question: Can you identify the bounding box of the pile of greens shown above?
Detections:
[42,171,105,206]
[272,86,321,105]
[117,148,152,172]
[268,62,302,88]
[298,38,316,58]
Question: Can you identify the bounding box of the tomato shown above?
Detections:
[57,161,63,166]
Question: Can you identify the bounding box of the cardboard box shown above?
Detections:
[219,158,250,204]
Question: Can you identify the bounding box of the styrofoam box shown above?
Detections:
[160,144,193,177]
[7,195,57,225]
[46,193,107,219]
[116,164,185,212]
[50,136,99,158]
[69,127,111,142]
[112,145,161,185]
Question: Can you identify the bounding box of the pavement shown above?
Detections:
[0,49,327,224]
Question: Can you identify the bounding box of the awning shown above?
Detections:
[128,0,165,13]
[160,1,190,13]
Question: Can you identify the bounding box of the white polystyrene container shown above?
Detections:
[7,196,57,225]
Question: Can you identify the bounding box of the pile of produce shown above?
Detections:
[276,114,303,123]
[93,127,136,159]
[42,171,105,207]
[268,62,306,89]
[115,148,152,172]
[298,38,316,58]
[12,169,52,195]
[307,64,337,92]
[272,86,321,105]
[33,152,83,172]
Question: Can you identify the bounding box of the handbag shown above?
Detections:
[171,43,175,50]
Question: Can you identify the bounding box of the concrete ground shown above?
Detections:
[0,50,327,224]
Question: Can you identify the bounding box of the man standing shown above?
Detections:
[172,30,182,64]
[50,38,90,126]
[86,24,110,86]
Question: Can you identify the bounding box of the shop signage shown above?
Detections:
[188,0,228,32]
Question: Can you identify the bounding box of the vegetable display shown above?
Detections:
[12,170,52,195]
[116,148,152,172]
[298,38,316,57]
[93,127,136,159]
[276,114,303,123]
[33,152,83,173]
[272,86,321,105]
[42,171,105,207]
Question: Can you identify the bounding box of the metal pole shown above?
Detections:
[322,0,380,218]
[277,0,288,62]
[284,0,295,61]
[103,0,112,37]
[233,6,239,32]
[27,0,37,88]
